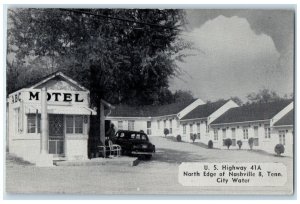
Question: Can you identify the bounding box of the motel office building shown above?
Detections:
[7,72,96,164]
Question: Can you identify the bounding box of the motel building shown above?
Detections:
[105,98,204,137]
[178,100,239,143]
[209,100,293,156]
[7,72,96,166]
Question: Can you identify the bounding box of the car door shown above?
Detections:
[116,132,132,151]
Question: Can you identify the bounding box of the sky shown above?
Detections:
[169,9,294,102]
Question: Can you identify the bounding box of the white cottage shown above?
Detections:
[179,100,239,143]
[209,100,293,155]
[105,99,204,137]
[7,72,96,165]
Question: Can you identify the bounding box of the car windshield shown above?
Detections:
[118,132,148,141]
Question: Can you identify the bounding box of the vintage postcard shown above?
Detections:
[5,6,295,196]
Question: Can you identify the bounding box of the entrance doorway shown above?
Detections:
[49,114,64,156]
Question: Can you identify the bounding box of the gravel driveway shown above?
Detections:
[5,136,293,195]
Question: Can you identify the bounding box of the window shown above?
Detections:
[118,132,125,138]
[254,126,258,138]
[183,124,186,134]
[128,120,135,131]
[177,120,180,128]
[264,126,271,138]
[279,130,286,145]
[66,115,83,134]
[74,116,83,133]
[243,128,248,139]
[157,120,160,129]
[205,121,209,133]
[27,114,41,133]
[136,134,148,141]
[214,129,218,140]
[118,121,123,130]
[163,120,166,128]
[66,116,74,133]
[147,121,152,135]
[222,129,226,139]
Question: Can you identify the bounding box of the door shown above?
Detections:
[49,114,64,155]
[231,128,236,146]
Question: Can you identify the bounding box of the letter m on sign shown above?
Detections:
[29,92,39,101]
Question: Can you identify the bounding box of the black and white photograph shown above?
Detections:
[3,5,295,196]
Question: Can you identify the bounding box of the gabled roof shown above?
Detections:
[107,99,197,118]
[181,100,228,120]
[26,71,88,91]
[211,100,292,125]
[273,110,294,126]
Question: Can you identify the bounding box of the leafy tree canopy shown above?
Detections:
[7,8,192,107]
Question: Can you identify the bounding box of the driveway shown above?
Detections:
[5,136,293,195]
[148,136,293,164]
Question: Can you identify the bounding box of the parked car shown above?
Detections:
[112,130,155,159]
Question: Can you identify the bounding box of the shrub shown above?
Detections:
[190,134,197,143]
[164,128,169,137]
[237,140,243,149]
[248,137,254,150]
[274,144,285,156]
[208,140,213,149]
[176,135,182,142]
[140,130,144,133]
[224,138,232,149]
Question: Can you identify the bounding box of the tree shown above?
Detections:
[248,138,254,150]
[176,135,182,142]
[7,9,191,107]
[224,138,232,149]
[230,96,243,106]
[274,144,285,156]
[173,90,194,103]
[246,89,282,104]
[164,128,169,137]
[190,133,197,143]
[237,140,243,150]
[208,140,213,149]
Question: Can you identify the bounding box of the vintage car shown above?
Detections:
[112,130,155,159]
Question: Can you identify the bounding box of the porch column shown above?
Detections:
[36,87,53,166]
[100,101,106,157]
[100,101,105,144]
[41,87,49,154]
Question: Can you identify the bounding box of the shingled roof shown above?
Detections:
[211,100,292,125]
[108,99,197,117]
[181,100,228,120]
[274,110,294,126]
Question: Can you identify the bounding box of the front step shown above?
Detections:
[55,156,139,167]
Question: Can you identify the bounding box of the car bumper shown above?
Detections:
[131,151,155,155]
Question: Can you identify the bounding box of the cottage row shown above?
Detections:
[106,98,294,156]
[7,72,294,166]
